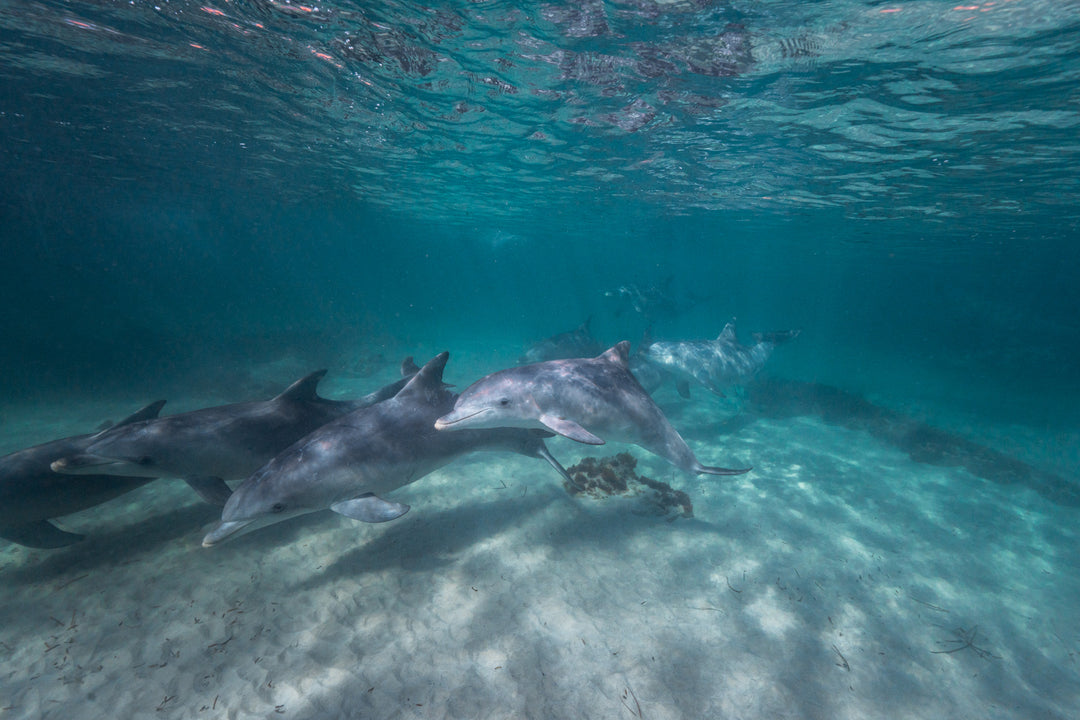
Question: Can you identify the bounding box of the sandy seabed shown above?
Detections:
[1,379,1078,720]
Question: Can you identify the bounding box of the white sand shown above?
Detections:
[1,378,1078,719]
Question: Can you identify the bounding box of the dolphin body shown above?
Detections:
[435,342,751,476]
[52,364,418,488]
[0,401,171,548]
[202,352,572,546]
[604,279,708,325]
[518,317,604,364]
[642,323,800,398]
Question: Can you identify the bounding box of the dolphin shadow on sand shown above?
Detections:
[747,377,1079,508]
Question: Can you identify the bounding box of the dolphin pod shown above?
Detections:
[202,352,574,546]
[9,325,777,550]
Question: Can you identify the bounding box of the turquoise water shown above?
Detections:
[1,1,1079,717]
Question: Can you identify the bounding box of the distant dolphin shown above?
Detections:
[0,400,179,548]
[52,363,418,488]
[642,323,800,398]
[202,352,572,546]
[603,278,708,325]
[435,342,751,476]
[519,317,604,364]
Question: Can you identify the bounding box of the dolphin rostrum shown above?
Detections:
[202,352,572,546]
[435,341,751,476]
[0,400,172,548]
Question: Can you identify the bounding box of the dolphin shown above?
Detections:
[0,400,174,548]
[641,322,800,398]
[603,278,708,325]
[435,341,751,476]
[202,352,573,546]
[52,363,418,488]
[519,317,604,364]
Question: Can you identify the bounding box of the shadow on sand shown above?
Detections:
[747,377,1079,507]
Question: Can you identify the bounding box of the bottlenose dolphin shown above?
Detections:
[519,317,604,364]
[435,342,751,476]
[202,352,573,546]
[52,364,417,487]
[0,401,171,548]
[642,323,800,398]
[604,278,708,325]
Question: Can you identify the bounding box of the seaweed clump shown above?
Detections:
[565,452,694,520]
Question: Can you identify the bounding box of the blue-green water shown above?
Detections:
[1,1,1079,717]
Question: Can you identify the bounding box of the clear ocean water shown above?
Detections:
[1,1,1078,718]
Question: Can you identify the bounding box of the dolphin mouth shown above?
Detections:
[51,454,123,474]
[434,407,489,430]
[201,519,255,547]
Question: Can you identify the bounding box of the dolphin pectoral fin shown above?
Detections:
[704,383,727,398]
[538,414,605,445]
[331,495,411,523]
[184,476,233,506]
[697,464,753,476]
[676,380,691,399]
[1,521,85,549]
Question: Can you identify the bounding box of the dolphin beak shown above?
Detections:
[201,519,254,547]
[434,407,487,430]
[51,454,120,474]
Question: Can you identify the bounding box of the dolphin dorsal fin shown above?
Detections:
[91,399,167,439]
[394,352,450,403]
[598,341,631,367]
[400,356,420,377]
[717,322,737,343]
[117,399,167,426]
[274,370,328,403]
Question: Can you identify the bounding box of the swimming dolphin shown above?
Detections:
[642,322,800,398]
[0,401,173,548]
[519,317,605,364]
[603,278,708,325]
[52,364,418,487]
[434,341,751,476]
[202,352,573,546]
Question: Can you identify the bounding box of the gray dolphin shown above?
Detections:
[435,341,751,476]
[642,323,800,398]
[0,401,171,548]
[52,363,418,488]
[202,352,572,546]
[518,317,604,364]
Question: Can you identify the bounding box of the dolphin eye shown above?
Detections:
[271,503,286,513]
[137,456,154,466]
[499,398,511,406]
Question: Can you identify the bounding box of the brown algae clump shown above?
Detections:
[565,452,693,519]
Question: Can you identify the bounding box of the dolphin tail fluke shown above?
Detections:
[1,520,85,548]
[696,464,753,476]
[753,330,801,345]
